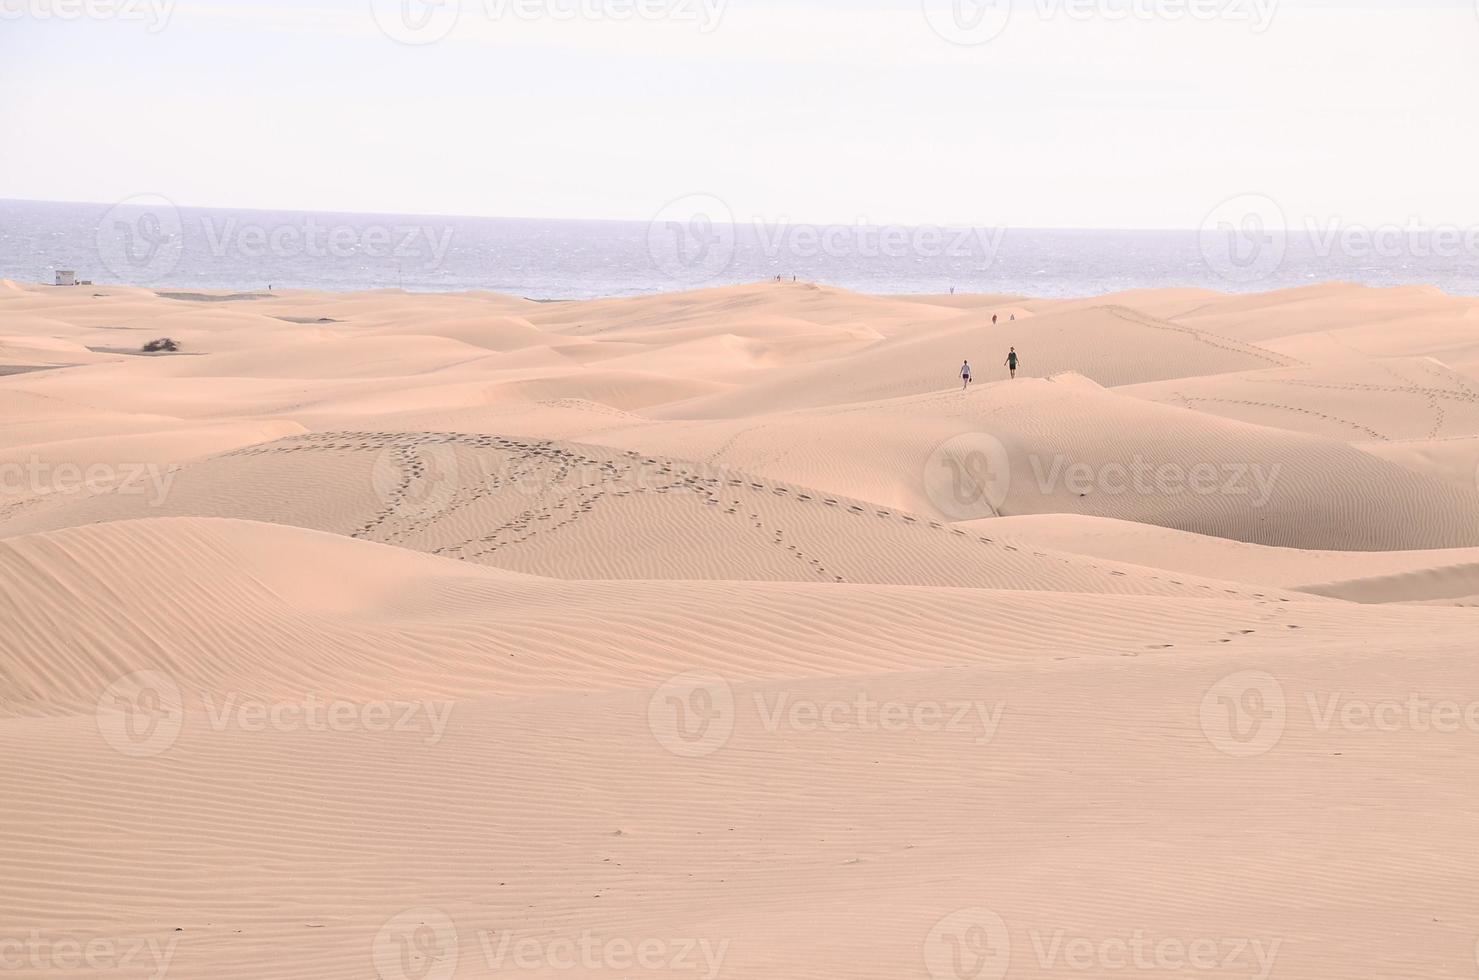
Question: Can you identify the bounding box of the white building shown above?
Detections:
[54,270,76,286]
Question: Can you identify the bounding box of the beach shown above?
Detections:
[3,278,1479,979]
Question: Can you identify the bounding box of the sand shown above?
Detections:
[2,279,1478,979]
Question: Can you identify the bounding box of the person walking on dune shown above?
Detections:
[960,359,972,390]
[1004,347,1018,379]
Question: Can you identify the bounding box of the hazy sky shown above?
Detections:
[3,0,1476,228]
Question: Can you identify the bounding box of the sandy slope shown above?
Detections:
[3,280,1479,979]
[981,513,1479,604]
[1121,357,1479,442]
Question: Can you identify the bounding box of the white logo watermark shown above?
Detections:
[96,194,185,283]
[647,193,1007,287]
[1202,671,1479,757]
[1201,193,1479,284]
[370,0,727,45]
[96,672,456,757]
[1199,193,1288,285]
[924,908,1012,980]
[924,433,1283,521]
[370,443,462,522]
[372,909,729,979]
[0,0,173,31]
[1304,216,1479,261]
[478,930,729,977]
[647,670,736,758]
[199,216,453,264]
[0,457,178,506]
[1029,455,1282,507]
[93,195,455,284]
[647,194,739,287]
[96,670,186,758]
[924,909,1279,980]
[197,694,455,744]
[924,432,1013,520]
[1200,671,1286,758]
[1029,928,1280,977]
[373,908,460,980]
[0,932,180,979]
[647,673,1004,757]
[923,0,1012,45]
[754,691,1004,745]
[752,220,1005,265]
[924,0,1276,47]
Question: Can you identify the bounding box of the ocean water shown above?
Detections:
[3,198,1477,300]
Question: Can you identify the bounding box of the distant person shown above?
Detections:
[960,359,972,390]
[992,314,998,326]
[950,286,955,295]
[1009,313,1015,321]
[1004,347,1018,379]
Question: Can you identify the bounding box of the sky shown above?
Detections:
[2,0,1477,229]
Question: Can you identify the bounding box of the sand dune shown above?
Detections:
[589,380,1479,550]
[2,514,1402,713]
[643,303,1296,419]
[4,279,1479,980]
[984,513,1479,603]
[0,334,111,371]
[1122,356,1479,442]
[0,429,1334,593]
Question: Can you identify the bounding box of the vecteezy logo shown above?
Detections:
[96,670,185,757]
[370,442,461,522]
[646,193,737,287]
[647,671,735,758]
[369,0,460,44]
[95,194,183,283]
[924,908,1011,980]
[1199,193,1288,285]
[923,432,1012,521]
[922,0,1012,46]
[373,908,459,980]
[1200,670,1287,757]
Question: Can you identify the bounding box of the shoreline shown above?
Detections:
[8,276,1477,303]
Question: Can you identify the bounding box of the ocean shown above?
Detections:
[4,197,1477,300]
